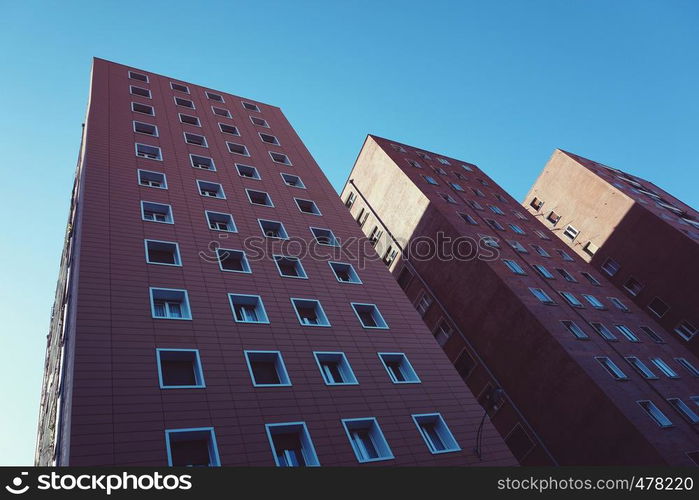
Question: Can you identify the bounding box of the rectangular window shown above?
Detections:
[314,352,358,385]
[170,82,189,93]
[281,173,305,188]
[479,235,500,248]
[614,324,639,342]
[397,267,413,290]
[174,97,195,109]
[141,201,173,223]
[265,422,320,467]
[582,294,605,310]
[250,116,269,127]
[274,256,307,279]
[650,358,679,378]
[415,292,433,316]
[259,219,289,239]
[245,351,291,386]
[206,211,237,232]
[648,297,669,318]
[509,240,528,253]
[413,414,460,454]
[145,239,181,266]
[310,227,339,246]
[329,261,361,284]
[637,400,673,428]
[179,113,200,126]
[513,211,528,220]
[291,298,331,327]
[440,193,458,204]
[197,180,225,198]
[345,192,356,208]
[530,197,543,211]
[486,219,504,231]
[590,322,617,341]
[433,319,453,346]
[130,85,151,98]
[236,163,260,179]
[259,132,280,145]
[546,211,560,225]
[135,143,162,160]
[461,164,474,172]
[342,418,394,463]
[243,101,261,112]
[270,152,292,165]
[532,245,550,257]
[227,142,250,156]
[640,326,665,343]
[352,303,388,329]
[219,123,240,135]
[217,248,251,273]
[561,320,589,339]
[150,288,192,320]
[469,200,484,210]
[423,175,438,185]
[601,258,620,276]
[165,428,220,467]
[595,357,628,380]
[138,169,167,189]
[379,353,420,383]
[529,288,555,305]
[132,102,154,115]
[509,224,525,235]
[450,182,464,191]
[674,321,697,341]
[534,230,551,240]
[437,157,451,165]
[557,249,574,262]
[609,297,629,312]
[295,198,321,215]
[156,349,205,388]
[489,205,504,215]
[458,212,478,225]
[212,106,231,118]
[128,70,148,82]
[667,398,699,424]
[190,154,216,170]
[556,268,577,282]
[563,225,579,240]
[625,357,658,379]
[581,272,601,286]
[532,264,554,279]
[675,358,699,377]
[623,277,643,296]
[229,294,269,324]
[205,91,224,102]
[246,189,274,207]
[184,132,207,147]
[503,259,526,275]
[583,241,599,256]
[560,291,583,308]
[133,121,158,136]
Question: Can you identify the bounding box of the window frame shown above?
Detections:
[341,418,394,463]
[351,303,389,329]
[228,293,270,324]
[244,350,292,387]
[165,427,220,467]
[205,210,237,232]
[412,413,461,454]
[328,261,362,284]
[145,239,182,267]
[290,298,331,327]
[156,348,205,389]
[265,422,320,467]
[141,201,174,224]
[273,255,308,279]
[149,287,192,320]
[197,180,226,199]
[217,248,252,274]
[137,169,167,189]
[313,352,358,386]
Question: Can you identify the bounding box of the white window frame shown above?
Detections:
[341,418,394,463]
[137,169,167,189]
[328,261,362,284]
[205,211,237,232]
[165,427,220,467]
[244,350,291,387]
[228,293,270,324]
[412,413,461,454]
[217,248,251,274]
[273,255,308,279]
[291,298,331,327]
[351,303,389,329]
[149,287,192,320]
[145,239,182,267]
[197,180,226,199]
[313,352,358,386]
[156,348,205,389]
[141,201,173,224]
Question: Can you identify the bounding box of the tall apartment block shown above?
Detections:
[341,135,699,465]
[523,149,699,358]
[34,59,515,466]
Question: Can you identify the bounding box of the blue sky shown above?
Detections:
[0,0,697,465]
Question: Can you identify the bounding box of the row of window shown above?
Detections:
[156,348,420,389]
[135,140,292,166]
[135,119,276,145]
[595,354,699,382]
[165,411,460,467]
[149,287,389,328]
[139,168,306,190]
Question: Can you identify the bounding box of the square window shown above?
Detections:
[217,248,251,273]
[614,324,640,342]
[138,169,167,189]
[433,319,453,346]
[595,357,628,380]
[581,272,601,286]
[259,132,280,145]
[184,132,208,147]
[601,258,620,276]
[351,303,388,329]
[415,292,433,316]
[245,351,291,386]
[156,349,205,388]
[532,264,554,279]
[141,201,173,224]
[503,259,526,275]
[274,256,307,279]
[205,91,224,102]
[640,326,664,343]
[135,143,162,160]
[128,71,148,82]
[583,241,598,256]
[650,358,679,378]
[227,142,250,156]
[648,297,669,318]
[130,85,151,98]
[563,225,579,240]
[557,249,574,262]
[609,297,629,312]
[626,357,658,379]
[458,212,478,225]
[546,211,560,225]
[265,422,320,467]
[379,352,420,383]
[229,294,269,324]
[250,116,269,127]
[133,121,158,136]
[165,428,220,467]
[667,399,699,424]
[556,268,577,282]
[259,219,289,239]
[246,189,274,207]
[314,352,358,385]
[561,320,589,340]
[174,97,195,109]
[529,287,555,305]
[179,113,200,126]
[269,151,292,165]
[236,163,261,179]
[197,180,225,198]
[413,414,460,454]
[623,277,643,296]
[675,358,699,377]
[291,298,331,327]
[212,106,232,118]
[590,322,617,341]
[342,418,394,463]
[132,102,154,115]
[530,197,544,211]
[170,82,189,93]
[145,239,181,266]
[295,198,321,215]
[219,123,240,135]
[638,400,673,428]
[281,173,305,188]
[150,288,191,320]
[582,294,605,310]
[243,101,261,112]
[560,291,583,307]
[328,261,361,284]
[310,227,339,246]
[206,211,237,232]
[675,321,698,341]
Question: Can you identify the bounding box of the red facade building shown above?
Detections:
[35,59,515,466]
[341,135,699,465]
[524,150,699,357]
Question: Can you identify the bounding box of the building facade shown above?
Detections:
[523,150,699,357]
[35,59,516,466]
[341,135,699,465]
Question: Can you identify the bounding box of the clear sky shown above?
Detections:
[0,0,697,465]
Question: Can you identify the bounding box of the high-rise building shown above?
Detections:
[35,59,515,466]
[340,135,699,465]
[523,150,699,357]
